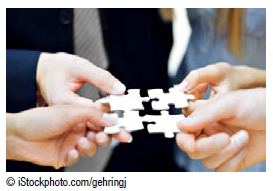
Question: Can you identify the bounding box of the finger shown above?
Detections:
[177,94,238,132]
[178,63,229,92]
[176,133,197,154]
[76,59,126,95]
[73,122,86,132]
[66,93,94,107]
[202,130,249,169]
[187,83,209,99]
[94,99,111,113]
[182,100,207,116]
[86,131,97,143]
[215,149,246,172]
[187,133,230,159]
[112,129,133,143]
[66,149,80,167]
[95,132,112,147]
[87,122,103,132]
[61,105,118,128]
[77,137,97,157]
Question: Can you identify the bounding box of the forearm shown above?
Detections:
[6,112,35,163]
[6,113,19,160]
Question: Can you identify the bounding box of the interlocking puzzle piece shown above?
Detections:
[143,111,185,138]
[104,111,144,134]
[101,89,149,111]
[148,87,194,110]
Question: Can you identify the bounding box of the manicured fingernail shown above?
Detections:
[68,150,78,159]
[87,131,96,140]
[97,133,108,144]
[214,136,228,148]
[177,80,189,91]
[112,81,126,94]
[120,130,133,143]
[79,138,90,150]
[103,113,118,124]
[234,131,249,147]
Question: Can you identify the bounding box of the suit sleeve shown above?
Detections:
[6,49,41,112]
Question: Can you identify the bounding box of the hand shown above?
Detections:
[36,52,126,106]
[176,88,266,171]
[6,105,129,169]
[35,52,132,144]
[176,62,266,100]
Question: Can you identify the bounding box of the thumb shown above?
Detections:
[77,60,126,95]
[177,63,229,92]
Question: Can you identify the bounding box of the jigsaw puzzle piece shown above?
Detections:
[100,89,149,111]
[104,111,144,134]
[143,111,185,138]
[148,87,194,110]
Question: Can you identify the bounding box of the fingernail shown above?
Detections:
[112,81,126,94]
[127,136,133,143]
[234,131,249,147]
[98,133,108,144]
[120,130,133,143]
[177,80,189,91]
[87,131,96,140]
[103,113,118,124]
[68,149,78,159]
[214,136,228,148]
[79,138,90,150]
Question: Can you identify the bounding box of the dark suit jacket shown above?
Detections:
[6,8,74,172]
[7,8,177,172]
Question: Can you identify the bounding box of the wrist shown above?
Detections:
[6,113,33,162]
[36,52,50,105]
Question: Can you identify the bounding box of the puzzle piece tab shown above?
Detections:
[148,87,194,110]
[101,89,149,111]
[143,111,185,138]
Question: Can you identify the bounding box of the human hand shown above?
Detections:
[176,88,266,171]
[176,62,266,100]
[6,105,129,169]
[36,52,126,106]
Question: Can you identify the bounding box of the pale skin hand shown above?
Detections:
[175,62,266,171]
[36,52,132,144]
[177,62,266,101]
[6,105,130,169]
[36,52,126,106]
[176,88,266,171]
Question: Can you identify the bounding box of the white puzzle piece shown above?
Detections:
[102,88,193,138]
[143,111,185,138]
[101,89,149,111]
[148,87,194,110]
[104,111,144,134]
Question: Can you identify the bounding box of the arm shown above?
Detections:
[177,62,266,99]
